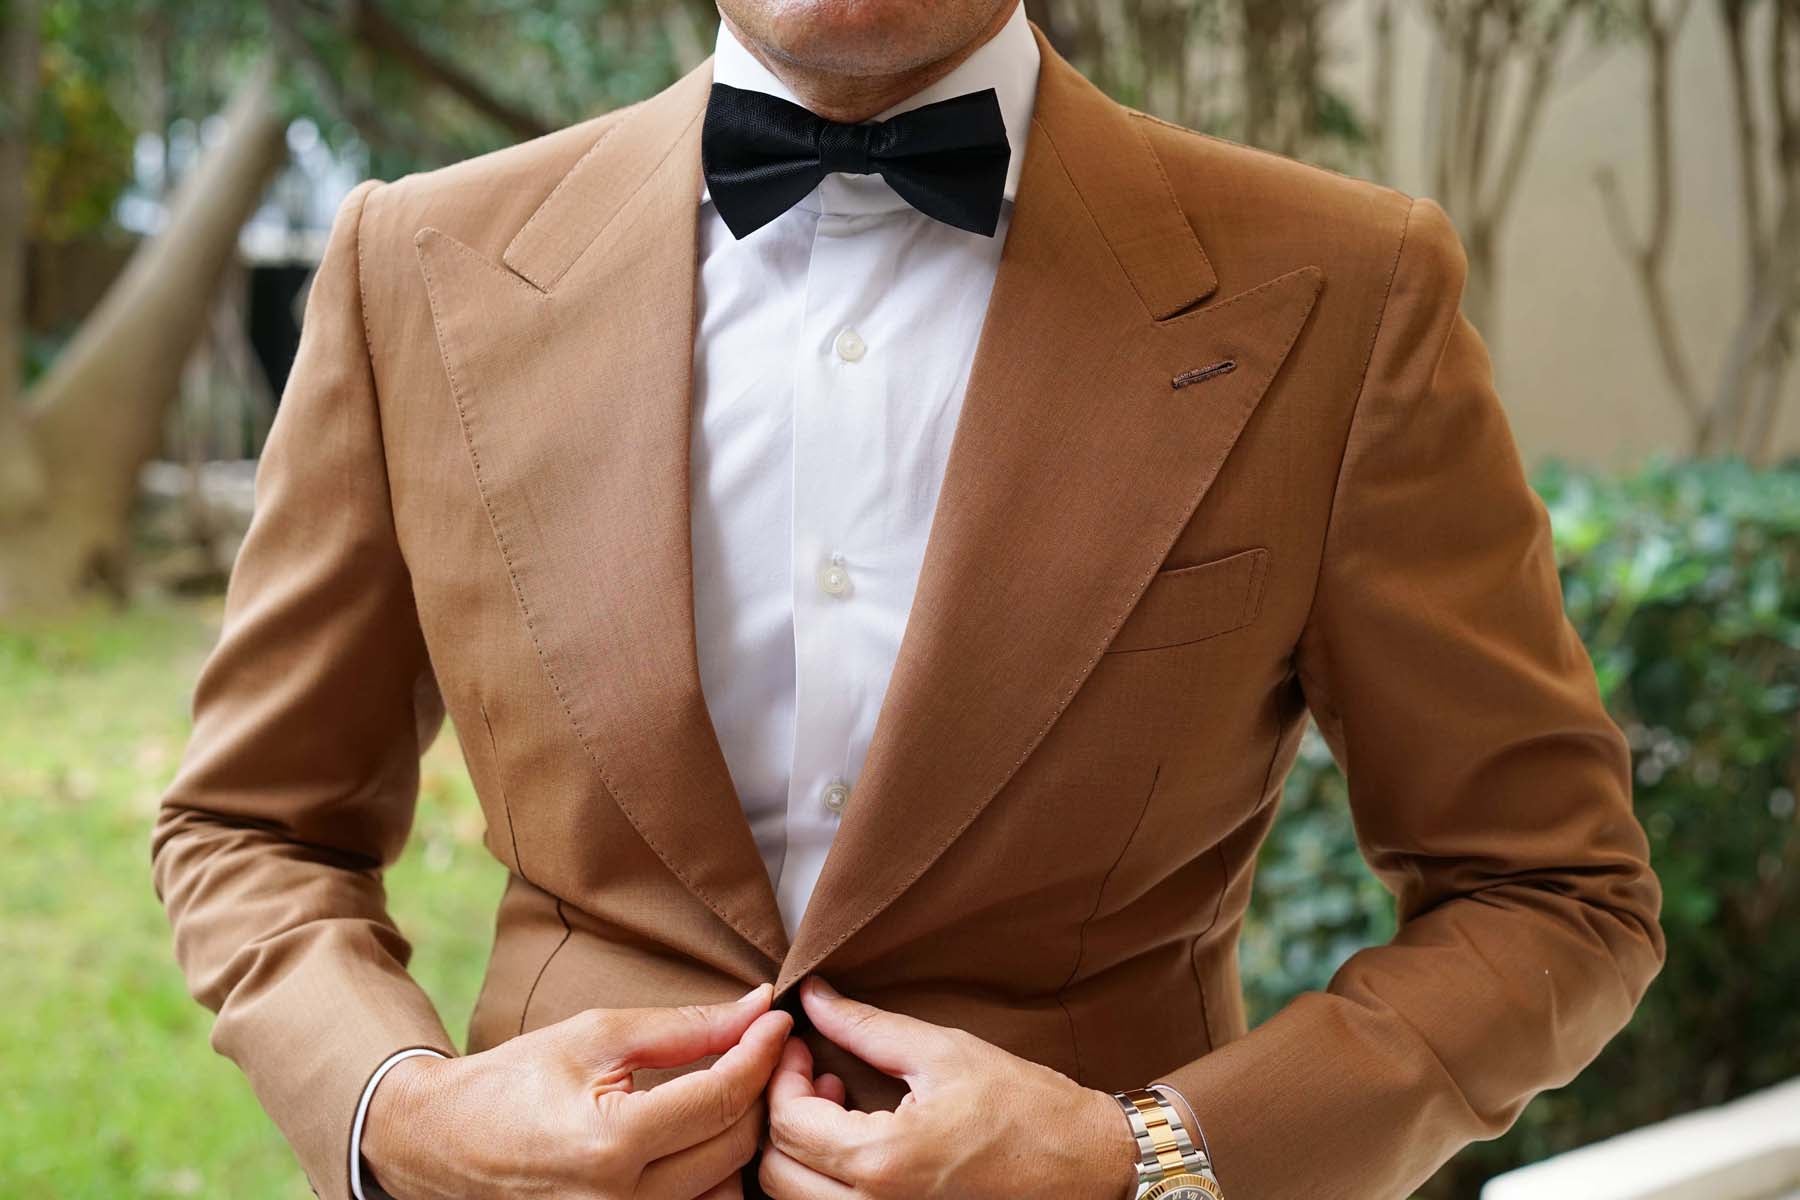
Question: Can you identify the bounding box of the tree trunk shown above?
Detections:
[1463,222,1500,344]
[1421,2,1584,360]
[1369,0,1397,182]
[0,0,46,518]
[1603,0,1800,459]
[0,59,288,614]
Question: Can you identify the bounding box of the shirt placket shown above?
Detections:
[780,208,882,932]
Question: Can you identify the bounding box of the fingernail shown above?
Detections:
[737,982,770,1003]
[808,976,839,998]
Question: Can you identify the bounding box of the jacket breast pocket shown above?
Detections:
[1103,546,1270,654]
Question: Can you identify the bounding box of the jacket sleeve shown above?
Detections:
[150,177,457,1200]
[1152,196,1666,1199]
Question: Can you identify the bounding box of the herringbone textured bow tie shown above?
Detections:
[700,82,1011,240]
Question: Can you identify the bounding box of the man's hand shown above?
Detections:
[364,983,791,1199]
[759,978,1138,1199]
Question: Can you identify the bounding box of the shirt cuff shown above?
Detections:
[350,1048,448,1200]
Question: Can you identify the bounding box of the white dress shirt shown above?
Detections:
[351,6,1039,1194]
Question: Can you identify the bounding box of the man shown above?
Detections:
[151,0,1666,1196]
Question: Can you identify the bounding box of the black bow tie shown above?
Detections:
[701,82,1011,240]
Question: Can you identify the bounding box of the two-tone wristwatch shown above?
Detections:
[1110,1086,1225,1199]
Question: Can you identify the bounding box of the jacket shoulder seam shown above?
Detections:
[1126,109,1413,206]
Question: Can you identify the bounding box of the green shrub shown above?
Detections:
[1241,455,1800,1198]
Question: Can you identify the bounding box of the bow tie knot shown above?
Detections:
[702,82,1011,240]
[817,121,878,177]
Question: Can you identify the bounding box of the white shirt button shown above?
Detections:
[817,557,852,598]
[822,780,851,813]
[833,327,867,362]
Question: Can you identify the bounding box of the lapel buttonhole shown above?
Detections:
[1172,359,1237,390]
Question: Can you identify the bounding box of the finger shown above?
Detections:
[777,1034,847,1106]
[774,1035,816,1086]
[799,977,952,1080]
[638,1096,763,1199]
[767,1038,821,1109]
[626,1008,793,1157]
[696,1177,745,1200]
[583,983,775,1074]
[759,1145,857,1200]
[765,1039,872,1180]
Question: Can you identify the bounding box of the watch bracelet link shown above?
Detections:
[1149,1084,1215,1170]
[1111,1086,1219,1193]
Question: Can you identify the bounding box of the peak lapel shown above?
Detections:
[414,59,791,966]
[779,27,1323,990]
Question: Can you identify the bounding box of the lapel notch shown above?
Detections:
[1024,29,1219,320]
[501,63,712,293]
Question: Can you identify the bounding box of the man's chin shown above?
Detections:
[720,0,1009,80]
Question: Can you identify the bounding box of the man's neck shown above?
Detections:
[717,2,1018,123]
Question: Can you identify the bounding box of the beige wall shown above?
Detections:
[1332,1,1796,468]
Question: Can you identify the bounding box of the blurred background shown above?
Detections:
[0,1,1796,1197]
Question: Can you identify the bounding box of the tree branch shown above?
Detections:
[346,0,551,141]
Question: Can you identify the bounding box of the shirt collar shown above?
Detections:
[700,0,1040,217]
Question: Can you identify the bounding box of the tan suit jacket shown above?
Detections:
[152,20,1665,1200]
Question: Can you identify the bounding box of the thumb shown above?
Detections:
[583,982,775,1073]
[799,977,952,1082]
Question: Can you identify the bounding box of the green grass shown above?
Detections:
[0,598,505,1199]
